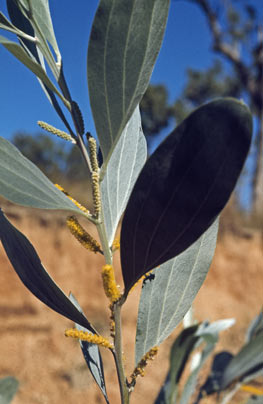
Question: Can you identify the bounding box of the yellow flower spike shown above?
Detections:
[65,328,113,349]
[241,385,263,395]
[54,184,90,214]
[38,121,76,143]
[112,237,120,251]
[128,271,153,294]
[66,216,102,253]
[102,265,122,303]
[129,347,158,385]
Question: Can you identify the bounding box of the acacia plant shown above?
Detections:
[0,1,254,403]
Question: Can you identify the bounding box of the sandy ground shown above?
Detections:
[0,204,262,404]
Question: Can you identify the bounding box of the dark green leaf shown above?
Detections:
[69,294,109,404]
[221,334,263,389]
[88,0,170,166]
[121,98,253,292]
[135,220,218,364]
[0,377,19,404]
[0,137,84,214]
[0,210,96,332]
[195,352,234,402]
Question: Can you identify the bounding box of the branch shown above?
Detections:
[185,0,252,89]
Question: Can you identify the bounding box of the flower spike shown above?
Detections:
[66,216,102,254]
[65,328,113,349]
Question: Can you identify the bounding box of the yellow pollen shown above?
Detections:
[241,385,263,395]
[66,216,101,253]
[129,347,158,385]
[112,237,120,251]
[129,271,153,294]
[65,328,113,349]
[54,184,89,214]
[102,265,122,303]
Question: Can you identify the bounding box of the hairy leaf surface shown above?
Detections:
[0,137,84,214]
[121,98,253,292]
[69,294,109,404]
[88,0,170,166]
[135,220,218,364]
[101,107,147,245]
[0,210,95,332]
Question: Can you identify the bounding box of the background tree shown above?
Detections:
[140,0,263,216]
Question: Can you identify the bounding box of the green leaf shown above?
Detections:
[246,310,263,342]
[245,398,263,404]
[16,0,60,58]
[0,210,96,332]
[179,344,215,404]
[0,35,62,98]
[195,351,234,402]
[181,320,235,404]
[100,106,147,245]
[0,137,83,214]
[155,320,235,404]
[221,334,263,389]
[155,325,199,404]
[121,98,253,292]
[88,0,170,166]
[0,377,19,404]
[135,220,218,365]
[69,294,109,404]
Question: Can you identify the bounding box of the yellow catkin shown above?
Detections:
[112,237,120,251]
[91,172,101,217]
[88,137,99,173]
[241,385,263,395]
[66,216,101,253]
[102,265,121,303]
[38,121,76,143]
[130,347,158,384]
[65,328,113,349]
[129,271,153,294]
[54,184,89,214]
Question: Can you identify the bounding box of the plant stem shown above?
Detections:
[113,302,130,404]
[96,219,129,404]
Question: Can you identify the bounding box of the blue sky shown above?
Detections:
[0,1,213,141]
[0,1,261,209]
